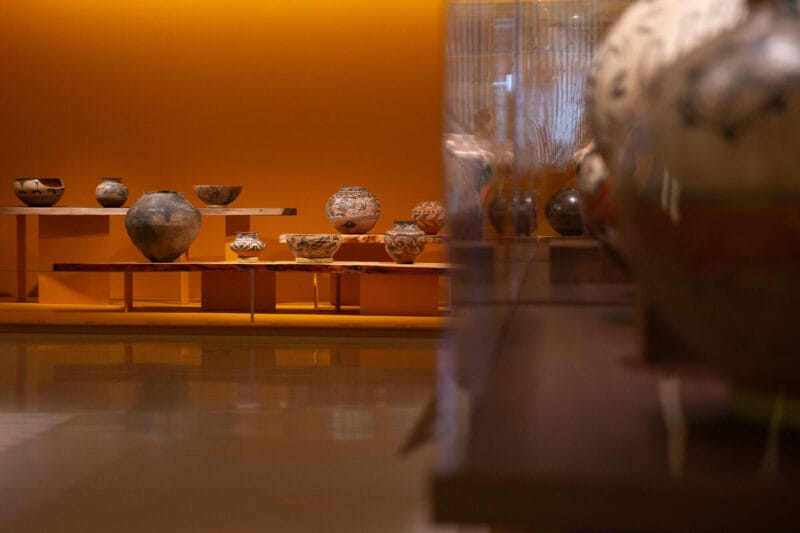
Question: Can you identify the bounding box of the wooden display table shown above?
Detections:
[0,206,296,304]
[53,260,451,319]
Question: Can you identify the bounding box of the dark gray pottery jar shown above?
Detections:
[125,191,201,262]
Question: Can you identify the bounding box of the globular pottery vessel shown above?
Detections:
[512,190,535,237]
[124,191,201,262]
[95,177,128,207]
[545,189,583,237]
[614,0,800,393]
[13,178,64,207]
[285,234,342,263]
[193,184,243,208]
[230,232,265,263]
[410,201,447,235]
[384,220,426,264]
[584,0,747,252]
[326,186,381,234]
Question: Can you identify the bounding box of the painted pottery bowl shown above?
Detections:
[13,178,65,207]
[285,234,342,263]
[192,185,243,208]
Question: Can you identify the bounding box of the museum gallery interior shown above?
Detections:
[1,0,799,531]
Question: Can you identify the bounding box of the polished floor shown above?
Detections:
[0,333,473,532]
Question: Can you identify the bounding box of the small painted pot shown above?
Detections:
[13,178,65,207]
[95,177,128,207]
[285,234,342,263]
[326,186,381,234]
[230,232,265,263]
[410,200,447,235]
[384,220,426,264]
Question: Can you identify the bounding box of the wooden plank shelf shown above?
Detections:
[53,261,452,317]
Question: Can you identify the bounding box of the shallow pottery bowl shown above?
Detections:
[13,178,65,207]
[285,234,342,263]
[192,185,243,208]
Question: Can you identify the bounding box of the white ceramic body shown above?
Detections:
[384,220,426,264]
[326,186,381,234]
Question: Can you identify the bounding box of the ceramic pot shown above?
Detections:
[193,185,242,208]
[13,178,64,207]
[95,177,128,207]
[384,220,426,264]
[285,234,342,263]
[326,186,381,234]
[229,232,265,263]
[410,201,447,235]
[124,191,201,262]
[487,192,507,235]
[545,189,583,237]
[613,0,800,392]
[512,190,535,237]
[584,0,747,252]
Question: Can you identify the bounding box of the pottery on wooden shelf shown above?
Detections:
[326,186,381,234]
[410,200,447,235]
[613,0,800,393]
[193,184,243,208]
[545,188,583,237]
[285,234,342,263]
[384,220,426,264]
[95,177,128,207]
[229,232,265,263]
[124,191,201,262]
[13,178,64,207]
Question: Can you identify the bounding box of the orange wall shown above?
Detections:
[0,1,445,299]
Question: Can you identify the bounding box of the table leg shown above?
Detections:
[250,270,255,322]
[334,273,341,313]
[16,215,26,302]
[123,272,133,312]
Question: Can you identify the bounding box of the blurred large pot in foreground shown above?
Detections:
[613,0,800,392]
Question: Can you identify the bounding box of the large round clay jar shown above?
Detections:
[384,220,426,264]
[584,0,747,252]
[410,201,447,235]
[95,177,128,207]
[326,186,381,234]
[125,191,201,262]
[613,1,800,393]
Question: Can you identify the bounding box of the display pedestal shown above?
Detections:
[200,272,276,313]
[38,215,112,304]
[549,238,629,284]
[360,273,440,315]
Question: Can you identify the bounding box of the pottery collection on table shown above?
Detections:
[95,177,128,207]
[124,191,202,262]
[326,186,381,234]
[229,231,265,263]
[384,220,426,264]
[13,178,65,207]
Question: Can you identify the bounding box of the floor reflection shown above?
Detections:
[0,333,458,533]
